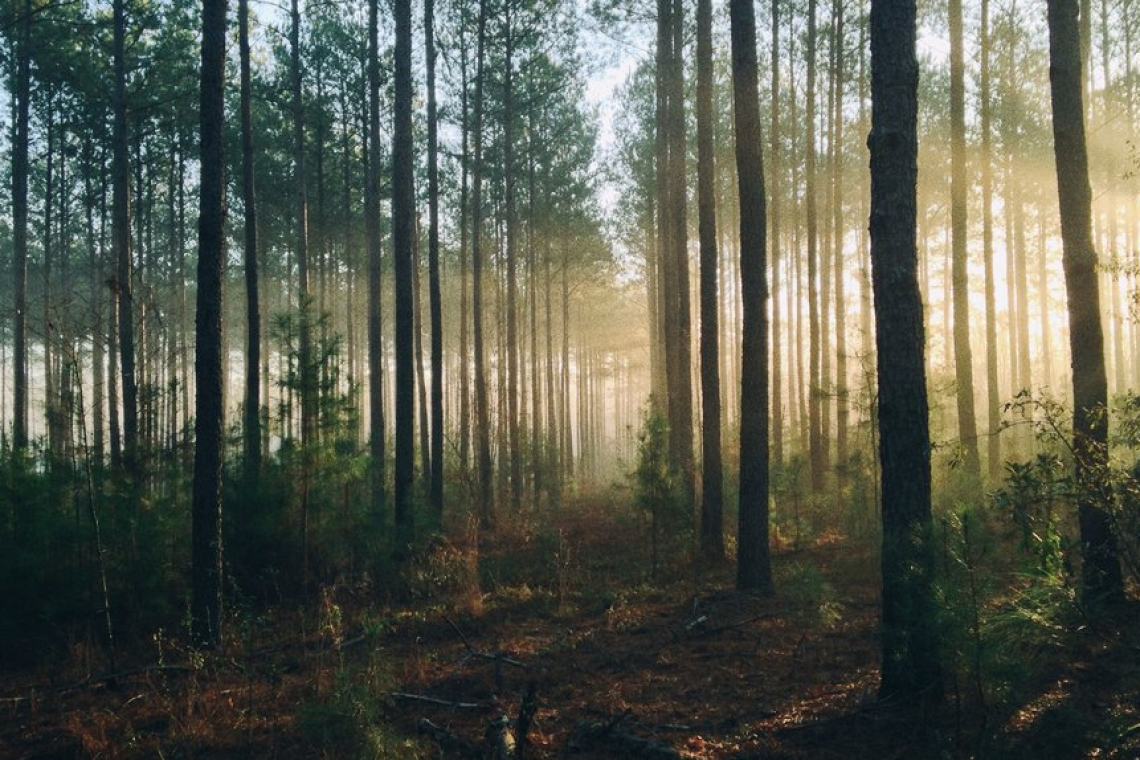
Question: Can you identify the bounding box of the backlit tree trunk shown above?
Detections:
[732,0,772,593]
[870,0,942,700]
[1045,0,1124,602]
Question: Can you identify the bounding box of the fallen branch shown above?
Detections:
[445,615,528,669]
[391,692,488,710]
[689,613,776,638]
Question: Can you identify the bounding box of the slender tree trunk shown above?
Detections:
[414,225,430,493]
[393,0,416,551]
[240,0,261,480]
[981,0,1000,481]
[367,0,386,515]
[870,0,942,700]
[11,0,30,452]
[697,0,723,560]
[806,0,824,491]
[544,214,559,504]
[191,0,227,648]
[1046,0,1124,602]
[472,0,493,525]
[426,0,444,520]
[562,243,573,480]
[833,0,848,490]
[770,0,783,467]
[291,0,315,451]
[1014,199,1031,393]
[732,0,772,593]
[655,0,671,424]
[86,138,105,464]
[528,117,541,509]
[669,0,694,501]
[459,37,471,478]
[502,6,522,513]
[113,0,139,475]
[950,0,981,488]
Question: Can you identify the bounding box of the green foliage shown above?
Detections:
[777,560,842,628]
[297,641,428,758]
[631,406,691,576]
[993,453,1073,577]
[0,443,191,660]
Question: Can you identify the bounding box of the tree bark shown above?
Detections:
[113,0,139,475]
[770,0,782,467]
[367,0,386,515]
[806,0,824,491]
[697,0,723,560]
[1045,0,1124,602]
[393,0,416,551]
[191,0,228,648]
[503,5,522,513]
[11,0,30,453]
[240,0,261,480]
[832,0,848,490]
[472,0,494,525]
[980,0,1000,482]
[426,0,444,521]
[950,0,981,488]
[870,0,942,700]
[732,0,772,593]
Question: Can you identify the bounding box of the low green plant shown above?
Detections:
[297,636,428,758]
[631,406,691,578]
[778,561,842,628]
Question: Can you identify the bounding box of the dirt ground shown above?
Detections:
[1,500,1136,759]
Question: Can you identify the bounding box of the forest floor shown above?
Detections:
[1,495,1138,759]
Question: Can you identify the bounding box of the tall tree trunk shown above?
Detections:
[732,0,772,593]
[85,137,105,464]
[981,0,1000,481]
[503,6,522,513]
[472,0,494,524]
[367,0,386,515]
[240,0,261,480]
[528,116,541,509]
[870,0,942,700]
[544,210,559,504]
[950,0,981,488]
[562,244,573,480]
[191,0,227,648]
[290,0,315,581]
[11,0,30,452]
[668,0,694,501]
[1045,0,1124,602]
[655,0,671,424]
[459,33,471,479]
[770,0,782,467]
[113,0,139,475]
[414,225,430,492]
[832,0,848,490]
[393,0,416,550]
[290,0,315,451]
[697,0,723,560]
[806,0,824,491]
[426,0,444,520]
